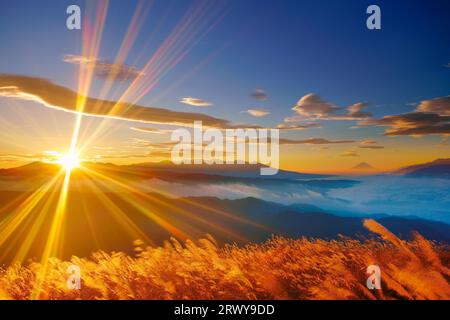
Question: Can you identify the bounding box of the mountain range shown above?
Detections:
[394,158,450,178]
[0,161,449,265]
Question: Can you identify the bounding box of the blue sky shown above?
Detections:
[0,0,449,171]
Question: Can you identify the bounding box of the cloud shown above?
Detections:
[416,96,450,116]
[360,139,377,145]
[360,96,450,136]
[243,108,270,117]
[359,145,384,149]
[341,151,359,157]
[0,151,62,163]
[131,136,354,150]
[276,122,321,130]
[0,75,257,129]
[180,97,212,107]
[361,112,450,136]
[278,138,355,145]
[358,139,384,149]
[291,93,372,120]
[292,93,340,119]
[250,89,267,101]
[283,116,305,123]
[129,127,171,134]
[64,55,97,64]
[345,103,372,120]
[64,54,144,82]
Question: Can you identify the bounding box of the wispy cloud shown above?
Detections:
[250,89,267,101]
[64,54,144,82]
[279,138,355,145]
[276,122,321,130]
[129,127,171,134]
[341,150,359,157]
[243,108,270,117]
[360,140,377,145]
[180,97,212,107]
[0,151,61,163]
[358,139,384,149]
[359,145,384,149]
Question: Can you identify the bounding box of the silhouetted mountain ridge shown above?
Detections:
[395,158,450,178]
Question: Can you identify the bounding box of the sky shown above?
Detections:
[0,0,449,173]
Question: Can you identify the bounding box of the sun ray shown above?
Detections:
[11,188,61,264]
[81,174,155,247]
[82,166,190,240]
[81,165,260,242]
[31,169,72,299]
[57,152,80,172]
[78,1,227,155]
[0,172,63,247]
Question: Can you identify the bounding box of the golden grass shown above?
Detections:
[0,219,449,300]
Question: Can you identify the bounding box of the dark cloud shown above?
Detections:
[250,89,268,101]
[360,96,450,136]
[361,112,450,136]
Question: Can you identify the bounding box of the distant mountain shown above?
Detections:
[395,158,450,179]
[0,161,59,177]
[352,162,375,170]
[0,161,330,181]
[124,161,330,180]
[0,162,356,192]
[0,189,448,264]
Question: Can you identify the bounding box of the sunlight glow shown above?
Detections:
[57,152,80,171]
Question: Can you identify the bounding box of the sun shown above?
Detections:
[57,152,80,171]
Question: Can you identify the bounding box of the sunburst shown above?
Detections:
[57,152,80,172]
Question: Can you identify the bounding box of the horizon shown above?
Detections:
[2,156,450,175]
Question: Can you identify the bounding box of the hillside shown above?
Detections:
[395,159,450,179]
[0,220,449,300]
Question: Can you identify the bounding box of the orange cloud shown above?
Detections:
[360,96,450,136]
[0,74,253,129]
